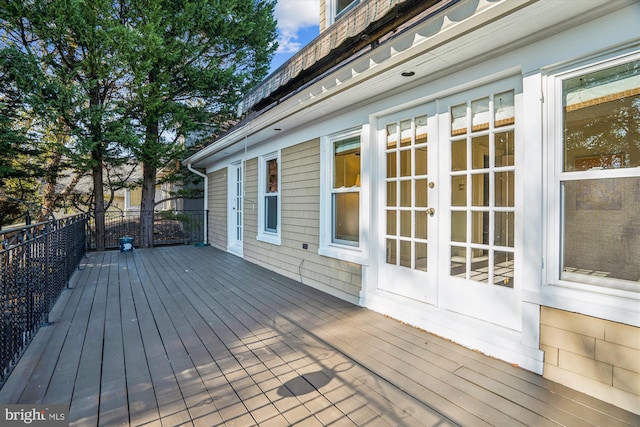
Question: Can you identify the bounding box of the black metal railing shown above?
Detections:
[0,213,89,385]
[88,210,207,250]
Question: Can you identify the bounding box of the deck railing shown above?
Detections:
[0,214,89,385]
[87,210,208,250]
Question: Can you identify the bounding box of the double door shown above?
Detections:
[376,93,519,330]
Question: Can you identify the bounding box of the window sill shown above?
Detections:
[318,244,368,265]
[257,233,281,246]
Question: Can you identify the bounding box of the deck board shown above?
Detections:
[0,245,638,426]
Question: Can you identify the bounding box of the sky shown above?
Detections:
[270,0,321,74]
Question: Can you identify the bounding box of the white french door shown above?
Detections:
[227,161,243,256]
[377,104,439,303]
[376,82,521,330]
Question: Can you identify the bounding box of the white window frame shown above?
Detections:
[319,127,369,264]
[545,51,640,300]
[257,151,281,245]
[325,0,360,27]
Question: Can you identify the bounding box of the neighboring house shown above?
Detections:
[185,0,640,413]
[54,163,201,215]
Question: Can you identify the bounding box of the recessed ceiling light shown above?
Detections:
[401,71,415,77]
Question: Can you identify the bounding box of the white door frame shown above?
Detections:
[227,161,243,256]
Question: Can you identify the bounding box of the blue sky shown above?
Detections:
[269,0,320,74]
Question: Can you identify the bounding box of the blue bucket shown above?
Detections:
[119,236,134,252]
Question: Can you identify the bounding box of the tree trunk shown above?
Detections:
[39,150,62,222]
[139,118,159,248]
[139,161,156,247]
[92,146,105,251]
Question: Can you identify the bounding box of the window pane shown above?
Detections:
[386,181,397,207]
[415,211,427,240]
[563,60,640,172]
[400,180,411,207]
[337,0,356,14]
[469,249,489,283]
[400,210,411,238]
[333,192,359,243]
[451,140,466,171]
[266,158,278,192]
[495,131,514,167]
[386,210,396,235]
[415,146,428,175]
[451,211,466,242]
[472,211,488,244]
[415,179,428,207]
[400,240,411,268]
[416,115,428,144]
[495,171,514,207]
[400,149,411,177]
[494,90,515,128]
[386,123,397,149]
[451,246,466,277]
[451,104,467,135]
[386,239,397,264]
[494,251,514,287]
[495,211,514,247]
[472,173,489,207]
[472,135,489,169]
[562,177,640,282]
[265,195,277,232]
[415,242,428,272]
[387,151,397,177]
[400,119,412,147]
[451,175,467,206]
[334,137,360,188]
[471,97,490,132]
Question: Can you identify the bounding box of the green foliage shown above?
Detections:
[0,0,278,234]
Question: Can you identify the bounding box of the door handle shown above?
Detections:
[426,207,435,217]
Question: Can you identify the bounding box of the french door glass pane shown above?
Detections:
[416,243,428,272]
[451,176,467,206]
[495,131,514,167]
[416,146,428,175]
[451,211,466,242]
[469,249,489,283]
[451,140,466,171]
[400,240,411,267]
[387,239,397,264]
[494,251,514,287]
[495,211,514,247]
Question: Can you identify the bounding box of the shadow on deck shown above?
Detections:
[0,246,637,426]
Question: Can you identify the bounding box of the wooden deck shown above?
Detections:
[0,246,637,426]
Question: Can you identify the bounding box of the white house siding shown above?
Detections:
[243,139,362,303]
[207,168,227,250]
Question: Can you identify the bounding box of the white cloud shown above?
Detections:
[274,0,320,54]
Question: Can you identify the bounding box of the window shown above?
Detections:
[326,0,360,25]
[332,136,361,245]
[552,56,640,292]
[319,128,367,263]
[257,151,280,245]
[450,90,516,287]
